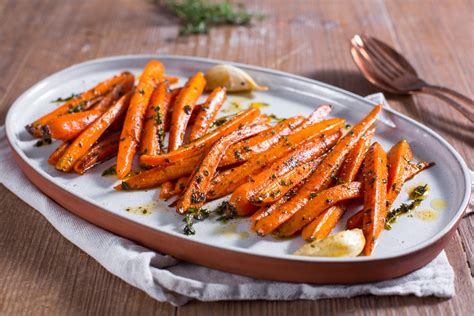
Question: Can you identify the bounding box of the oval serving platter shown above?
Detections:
[6,55,472,284]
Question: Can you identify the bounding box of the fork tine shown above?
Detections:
[351,38,398,81]
[365,37,407,76]
[357,35,402,78]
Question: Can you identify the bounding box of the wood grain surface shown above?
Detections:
[0,0,472,315]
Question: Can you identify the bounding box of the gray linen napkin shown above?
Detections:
[0,94,455,306]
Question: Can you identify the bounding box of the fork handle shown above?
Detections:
[417,87,474,122]
[423,85,473,106]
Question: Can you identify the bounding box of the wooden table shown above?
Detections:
[1,0,472,314]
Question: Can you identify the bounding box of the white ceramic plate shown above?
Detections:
[6,55,472,283]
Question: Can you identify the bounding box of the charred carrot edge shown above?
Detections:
[73,132,121,174]
[301,204,346,241]
[47,110,103,140]
[189,87,227,140]
[361,142,388,256]
[27,72,134,138]
[220,116,305,166]
[253,105,382,236]
[207,119,345,200]
[56,92,132,172]
[48,141,71,165]
[116,61,164,178]
[168,72,206,151]
[229,132,340,215]
[139,81,171,157]
[160,181,176,200]
[301,129,374,240]
[274,182,362,237]
[177,124,268,214]
[139,108,261,166]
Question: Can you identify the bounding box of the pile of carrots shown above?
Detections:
[26,60,432,256]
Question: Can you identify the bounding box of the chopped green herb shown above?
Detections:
[182,207,211,235]
[162,0,264,36]
[67,102,86,113]
[268,114,285,123]
[51,93,79,103]
[34,137,52,147]
[409,184,429,200]
[309,192,317,199]
[102,165,117,177]
[121,182,131,190]
[215,201,236,223]
[184,104,192,115]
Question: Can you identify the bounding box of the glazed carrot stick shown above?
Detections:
[47,110,103,140]
[252,157,323,205]
[139,81,171,157]
[168,176,189,198]
[275,182,362,237]
[207,119,345,200]
[301,205,346,241]
[177,124,268,214]
[116,60,165,178]
[406,161,434,180]
[253,105,381,236]
[361,142,388,256]
[139,108,261,166]
[56,92,132,172]
[168,72,206,151]
[26,72,135,138]
[48,141,71,165]
[219,116,305,166]
[189,87,227,140]
[91,80,134,112]
[116,156,201,191]
[229,132,342,215]
[73,132,121,174]
[160,181,176,200]
[300,104,333,128]
[301,129,374,241]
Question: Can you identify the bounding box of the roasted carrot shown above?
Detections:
[406,161,434,180]
[116,156,201,191]
[73,132,121,174]
[301,205,346,241]
[219,116,305,166]
[253,105,381,236]
[91,80,134,112]
[252,157,323,205]
[26,72,134,138]
[189,87,227,140]
[229,132,342,215]
[177,124,268,214]
[47,110,103,140]
[139,108,261,167]
[338,128,375,183]
[302,128,374,241]
[275,182,362,237]
[139,81,171,157]
[361,142,388,256]
[56,92,132,172]
[168,72,206,151]
[48,141,71,165]
[160,181,176,200]
[116,60,165,178]
[207,119,345,200]
[169,176,189,197]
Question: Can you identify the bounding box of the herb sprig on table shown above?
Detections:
[161,0,264,36]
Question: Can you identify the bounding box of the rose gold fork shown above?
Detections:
[351,35,474,122]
